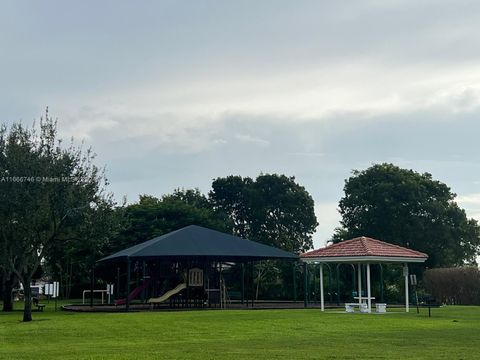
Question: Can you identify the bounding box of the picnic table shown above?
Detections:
[345,297,387,313]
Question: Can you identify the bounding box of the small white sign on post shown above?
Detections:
[52,281,59,298]
[106,284,114,295]
[45,283,55,296]
[410,274,417,286]
[106,284,114,304]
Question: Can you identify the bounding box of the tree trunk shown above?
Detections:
[22,276,33,322]
[2,273,15,312]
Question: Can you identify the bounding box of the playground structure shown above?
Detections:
[94,225,298,310]
[95,262,251,309]
[148,283,186,306]
[115,279,151,306]
[109,262,229,309]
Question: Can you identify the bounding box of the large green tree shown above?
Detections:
[334,163,480,267]
[210,174,317,299]
[0,113,119,321]
[210,174,318,253]
[44,196,124,299]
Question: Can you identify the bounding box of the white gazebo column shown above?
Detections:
[403,263,409,313]
[357,263,362,306]
[366,263,371,313]
[320,263,324,312]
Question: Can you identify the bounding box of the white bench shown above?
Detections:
[375,303,387,313]
[345,303,369,313]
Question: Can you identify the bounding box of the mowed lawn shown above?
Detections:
[0,303,478,359]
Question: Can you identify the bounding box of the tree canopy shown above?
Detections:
[0,113,120,321]
[210,174,318,253]
[334,163,480,267]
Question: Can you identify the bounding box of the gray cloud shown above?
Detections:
[2,0,480,246]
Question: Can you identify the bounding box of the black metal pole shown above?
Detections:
[251,262,255,307]
[415,286,420,314]
[326,263,333,303]
[142,261,146,303]
[136,261,139,289]
[379,264,384,303]
[220,262,223,309]
[293,263,297,302]
[245,262,249,308]
[116,267,120,300]
[303,262,308,308]
[90,264,95,307]
[336,264,340,305]
[241,263,245,305]
[126,258,131,311]
[362,264,366,297]
[351,264,356,298]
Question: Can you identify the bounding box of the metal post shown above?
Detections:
[90,264,95,307]
[219,262,223,309]
[320,263,324,311]
[251,262,255,307]
[303,262,308,308]
[126,258,131,311]
[142,261,146,303]
[245,262,249,307]
[379,264,384,303]
[336,264,340,305]
[293,263,297,302]
[327,264,332,303]
[357,263,362,306]
[366,263,371,313]
[241,263,245,305]
[415,286,420,314]
[404,264,409,313]
[350,264,356,298]
[135,261,139,289]
[116,267,120,300]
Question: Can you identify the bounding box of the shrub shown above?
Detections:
[423,267,480,305]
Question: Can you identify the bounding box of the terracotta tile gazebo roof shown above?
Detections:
[301,236,428,262]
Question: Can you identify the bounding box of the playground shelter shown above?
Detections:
[301,236,428,313]
[97,225,298,310]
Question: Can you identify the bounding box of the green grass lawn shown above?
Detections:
[0,302,478,359]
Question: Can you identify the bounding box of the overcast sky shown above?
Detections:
[2,0,480,248]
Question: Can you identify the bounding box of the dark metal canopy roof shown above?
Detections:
[98,225,298,263]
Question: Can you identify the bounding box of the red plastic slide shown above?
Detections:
[115,280,150,306]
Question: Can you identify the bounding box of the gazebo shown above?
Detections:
[300,236,428,313]
[97,225,298,310]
